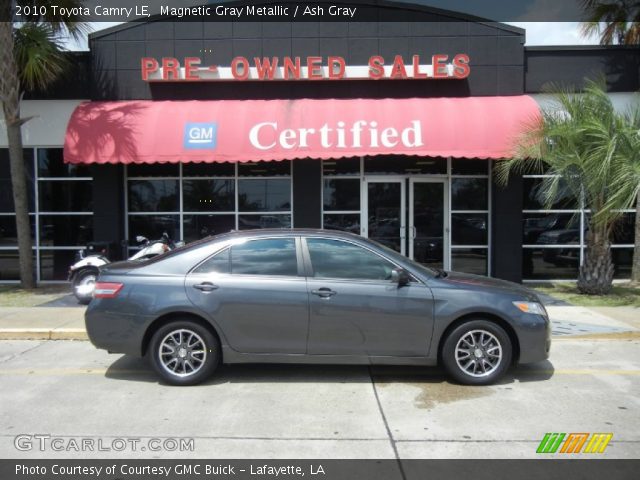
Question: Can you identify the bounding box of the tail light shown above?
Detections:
[94,282,124,299]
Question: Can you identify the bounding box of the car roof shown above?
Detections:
[216,228,361,241]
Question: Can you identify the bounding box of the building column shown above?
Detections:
[91,164,126,260]
[491,174,523,283]
[292,159,322,229]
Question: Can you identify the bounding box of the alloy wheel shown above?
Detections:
[158,329,208,378]
[454,329,503,378]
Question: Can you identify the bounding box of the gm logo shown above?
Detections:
[184,123,217,149]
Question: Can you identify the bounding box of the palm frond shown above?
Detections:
[13,23,68,91]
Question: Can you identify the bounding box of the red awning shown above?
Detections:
[63,96,540,164]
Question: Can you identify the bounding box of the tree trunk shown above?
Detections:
[578,226,614,295]
[632,193,640,284]
[0,21,35,289]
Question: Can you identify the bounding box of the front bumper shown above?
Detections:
[516,312,551,364]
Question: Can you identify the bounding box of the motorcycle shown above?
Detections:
[69,233,178,305]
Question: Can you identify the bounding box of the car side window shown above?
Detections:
[306,238,395,281]
[231,238,298,276]
[193,248,230,274]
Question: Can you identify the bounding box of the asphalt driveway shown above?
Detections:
[0,335,638,459]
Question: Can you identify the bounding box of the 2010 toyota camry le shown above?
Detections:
[86,229,551,386]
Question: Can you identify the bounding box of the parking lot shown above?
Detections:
[0,334,638,459]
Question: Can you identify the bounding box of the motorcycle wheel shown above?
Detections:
[73,270,98,305]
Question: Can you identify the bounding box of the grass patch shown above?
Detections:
[0,285,70,308]
[535,283,640,308]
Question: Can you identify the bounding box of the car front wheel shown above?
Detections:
[149,320,219,386]
[442,320,512,385]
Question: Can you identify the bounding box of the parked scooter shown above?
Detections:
[69,233,177,305]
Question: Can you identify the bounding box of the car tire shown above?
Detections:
[73,269,98,305]
[441,320,512,386]
[149,320,220,386]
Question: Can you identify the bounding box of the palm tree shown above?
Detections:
[601,105,640,283]
[0,1,87,288]
[580,0,640,45]
[496,79,638,295]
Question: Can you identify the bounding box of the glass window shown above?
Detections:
[39,249,79,281]
[306,238,395,281]
[193,248,230,274]
[0,250,35,281]
[364,156,447,175]
[523,213,580,245]
[238,214,291,230]
[323,214,360,234]
[127,163,179,177]
[612,213,635,245]
[451,159,488,175]
[323,179,360,211]
[39,215,92,246]
[0,215,36,246]
[231,238,298,276]
[451,213,488,246]
[183,162,234,177]
[128,215,180,244]
[238,179,290,211]
[238,160,291,177]
[183,214,235,243]
[523,177,579,210]
[612,248,633,279]
[523,247,580,280]
[37,148,90,177]
[38,181,93,212]
[451,178,488,210]
[1,148,35,213]
[182,180,234,212]
[322,159,360,176]
[451,248,488,276]
[128,180,179,212]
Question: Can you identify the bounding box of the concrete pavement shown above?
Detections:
[0,336,638,459]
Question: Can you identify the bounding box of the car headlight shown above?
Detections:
[513,301,547,316]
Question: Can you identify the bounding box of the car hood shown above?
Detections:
[435,271,540,301]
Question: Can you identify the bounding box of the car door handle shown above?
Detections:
[311,288,337,298]
[193,282,219,292]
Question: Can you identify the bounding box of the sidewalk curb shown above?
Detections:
[0,329,88,341]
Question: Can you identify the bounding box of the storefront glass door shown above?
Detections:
[409,179,448,270]
[362,178,406,255]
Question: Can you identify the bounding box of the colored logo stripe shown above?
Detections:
[537,433,613,454]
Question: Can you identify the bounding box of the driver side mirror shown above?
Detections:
[391,268,410,287]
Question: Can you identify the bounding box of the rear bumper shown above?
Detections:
[85,300,153,356]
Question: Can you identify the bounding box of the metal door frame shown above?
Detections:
[409,178,450,270]
[361,176,407,256]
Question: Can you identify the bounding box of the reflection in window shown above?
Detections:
[323,214,360,234]
[451,213,488,246]
[183,215,235,243]
[128,180,179,212]
[39,181,93,212]
[451,178,488,210]
[523,213,580,245]
[238,160,291,177]
[238,179,291,212]
[193,248,230,274]
[323,179,360,211]
[523,177,578,210]
[322,158,360,176]
[231,238,297,276]
[182,180,234,212]
[39,249,78,281]
[39,215,92,246]
[307,238,395,281]
[522,248,580,280]
[451,249,488,276]
[38,149,90,177]
[238,215,291,230]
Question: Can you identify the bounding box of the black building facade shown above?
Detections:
[1,2,638,284]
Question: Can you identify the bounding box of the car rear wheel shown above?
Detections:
[149,320,219,386]
[442,320,512,385]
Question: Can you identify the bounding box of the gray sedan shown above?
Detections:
[86,229,551,386]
